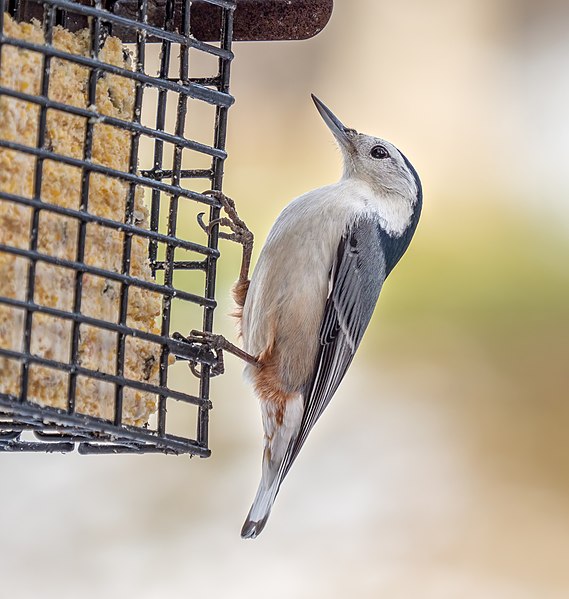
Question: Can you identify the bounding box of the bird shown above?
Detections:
[192,95,422,539]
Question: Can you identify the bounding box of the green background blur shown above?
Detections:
[2,1,569,597]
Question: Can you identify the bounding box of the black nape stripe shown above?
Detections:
[379,149,423,276]
[399,149,423,208]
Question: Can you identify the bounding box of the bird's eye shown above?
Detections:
[370,145,389,160]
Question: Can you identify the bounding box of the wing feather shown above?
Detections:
[279,217,386,479]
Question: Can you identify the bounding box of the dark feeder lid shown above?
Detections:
[15,0,334,42]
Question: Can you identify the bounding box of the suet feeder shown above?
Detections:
[0,0,333,455]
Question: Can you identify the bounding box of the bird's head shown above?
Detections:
[312,94,422,236]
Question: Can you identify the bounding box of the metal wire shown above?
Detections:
[0,0,236,455]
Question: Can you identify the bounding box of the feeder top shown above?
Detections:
[14,0,334,42]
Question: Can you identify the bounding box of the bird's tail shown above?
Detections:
[240,475,281,539]
[241,393,304,539]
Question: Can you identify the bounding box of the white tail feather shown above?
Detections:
[241,394,304,539]
[241,477,280,539]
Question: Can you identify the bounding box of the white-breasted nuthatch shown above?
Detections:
[191,95,422,539]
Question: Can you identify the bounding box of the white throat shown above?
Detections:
[344,177,414,237]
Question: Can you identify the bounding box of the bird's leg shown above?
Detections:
[173,330,259,378]
[176,191,256,378]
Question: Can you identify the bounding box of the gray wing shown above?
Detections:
[280,217,386,479]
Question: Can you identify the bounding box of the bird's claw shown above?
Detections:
[172,330,225,378]
[197,212,209,234]
[197,191,253,246]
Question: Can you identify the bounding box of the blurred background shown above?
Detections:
[2,0,569,597]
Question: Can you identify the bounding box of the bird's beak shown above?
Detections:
[311,94,355,147]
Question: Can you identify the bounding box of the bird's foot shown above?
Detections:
[173,330,258,378]
[198,191,253,283]
[172,331,225,377]
[198,191,253,247]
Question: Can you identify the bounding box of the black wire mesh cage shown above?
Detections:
[0,0,332,456]
[0,0,237,455]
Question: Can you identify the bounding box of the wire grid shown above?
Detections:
[0,0,235,455]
